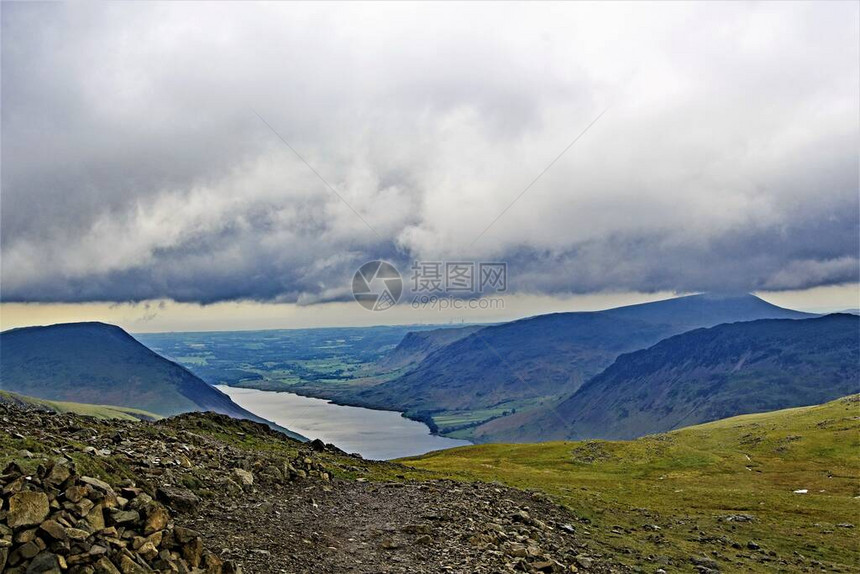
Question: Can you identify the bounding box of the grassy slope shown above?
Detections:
[0,390,162,421]
[402,395,860,571]
[377,325,485,371]
[478,314,859,443]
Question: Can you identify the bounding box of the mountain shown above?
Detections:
[481,314,859,442]
[354,294,812,425]
[377,325,484,371]
[0,322,305,440]
[0,390,161,421]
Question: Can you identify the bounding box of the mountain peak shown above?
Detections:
[1,320,124,335]
[0,321,304,440]
[601,292,811,325]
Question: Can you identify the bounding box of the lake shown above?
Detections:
[216,385,471,460]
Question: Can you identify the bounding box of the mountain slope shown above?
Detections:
[482,314,859,441]
[403,395,860,572]
[356,294,812,422]
[377,325,484,371]
[0,322,304,440]
[0,390,161,421]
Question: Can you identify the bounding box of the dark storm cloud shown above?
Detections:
[1,2,857,303]
[506,204,859,296]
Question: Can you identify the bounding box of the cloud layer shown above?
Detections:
[2,2,858,303]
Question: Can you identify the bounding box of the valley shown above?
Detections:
[136,322,506,440]
[135,324,446,395]
[138,294,833,444]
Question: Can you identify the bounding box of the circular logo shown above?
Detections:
[352,261,403,311]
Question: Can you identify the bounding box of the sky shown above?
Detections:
[1,2,858,331]
[1,285,858,334]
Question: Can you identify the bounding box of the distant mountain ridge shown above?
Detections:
[356,294,813,428]
[478,314,859,442]
[0,322,305,440]
[377,325,484,371]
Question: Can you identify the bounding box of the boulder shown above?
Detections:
[93,557,122,574]
[108,509,140,526]
[24,551,59,573]
[86,504,106,531]
[80,476,114,495]
[37,520,66,541]
[143,505,170,535]
[7,492,50,528]
[156,486,200,513]
[44,463,72,487]
[232,469,254,487]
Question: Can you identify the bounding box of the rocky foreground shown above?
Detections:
[0,403,626,574]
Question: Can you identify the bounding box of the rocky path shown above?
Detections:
[0,404,624,574]
[189,478,607,574]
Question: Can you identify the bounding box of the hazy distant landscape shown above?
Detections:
[136,324,437,392]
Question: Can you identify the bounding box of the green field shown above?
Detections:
[402,395,860,572]
[0,390,162,421]
[430,399,544,438]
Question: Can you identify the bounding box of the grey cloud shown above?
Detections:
[1,2,857,304]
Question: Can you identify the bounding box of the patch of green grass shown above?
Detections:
[0,431,139,488]
[173,355,210,366]
[433,407,512,427]
[402,396,860,572]
[428,398,548,440]
[0,391,162,421]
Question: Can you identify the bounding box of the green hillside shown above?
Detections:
[377,325,484,371]
[0,390,161,421]
[403,395,860,572]
[478,313,859,442]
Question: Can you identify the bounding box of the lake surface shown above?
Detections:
[216,385,471,460]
